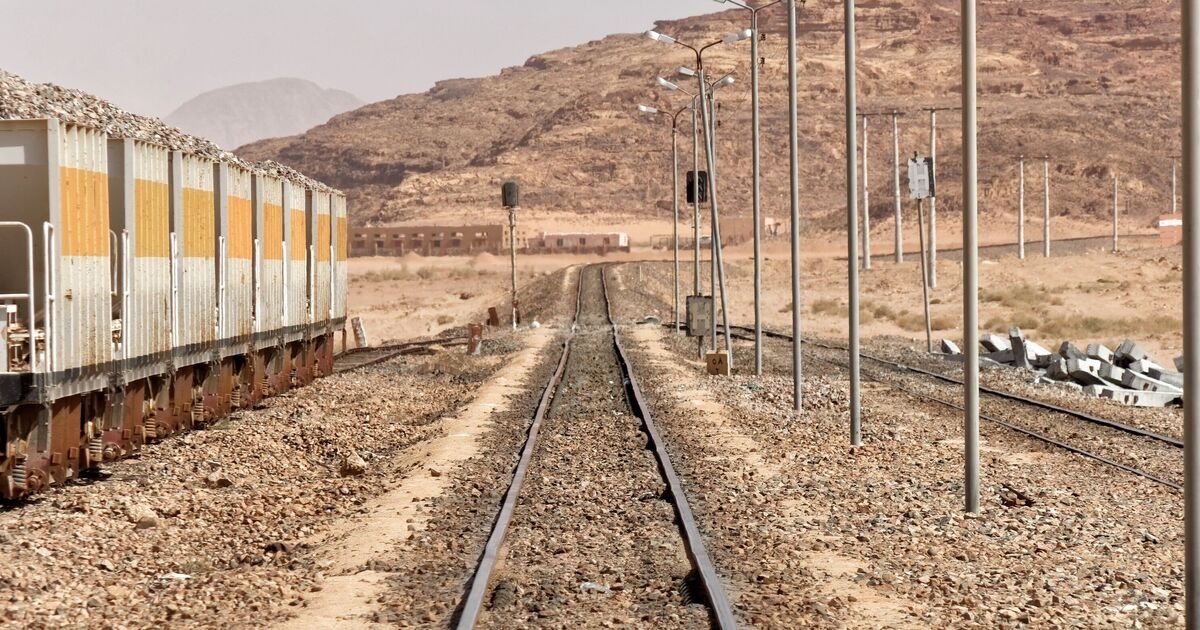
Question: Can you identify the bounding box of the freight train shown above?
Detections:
[0,119,348,499]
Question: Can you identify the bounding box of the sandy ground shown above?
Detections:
[348,216,1179,367]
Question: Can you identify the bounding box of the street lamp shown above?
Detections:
[657,76,706,359]
[637,100,695,335]
[674,66,735,355]
[648,27,746,370]
[715,0,783,378]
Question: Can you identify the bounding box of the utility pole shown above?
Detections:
[1173,155,1181,215]
[1043,156,1051,258]
[1181,1,1198,623]
[861,113,872,269]
[922,106,961,288]
[845,0,862,446]
[892,110,905,263]
[961,0,980,515]
[1017,155,1026,259]
[788,0,803,411]
[1113,175,1119,253]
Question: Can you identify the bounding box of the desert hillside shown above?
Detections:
[239,1,1181,232]
[167,78,362,150]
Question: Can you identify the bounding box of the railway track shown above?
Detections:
[456,265,735,629]
[333,336,469,373]
[719,324,1183,491]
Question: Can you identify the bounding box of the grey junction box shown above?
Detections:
[686,295,713,338]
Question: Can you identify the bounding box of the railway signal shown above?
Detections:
[908,155,934,354]
[502,181,520,331]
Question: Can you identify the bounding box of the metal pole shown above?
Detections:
[962,0,980,515]
[862,114,872,269]
[916,199,932,353]
[928,110,938,288]
[751,10,764,377]
[693,99,703,359]
[893,111,903,263]
[1018,155,1025,259]
[1112,175,1119,254]
[697,70,734,368]
[788,0,803,411]
[509,207,518,331]
[709,91,719,351]
[672,120,681,332]
[845,0,861,445]
[1174,157,1179,215]
[1043,157,1051,258]
[1183,0,1200,622]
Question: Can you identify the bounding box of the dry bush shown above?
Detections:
[810,299,846,316]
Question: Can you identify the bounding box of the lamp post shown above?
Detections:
[681,68,736,352]
[657,77,704,358]
[637,101,695,334]
[649,27,748,370]
[713,0,782,377]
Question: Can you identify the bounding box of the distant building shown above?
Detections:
[349,225,504,257]
[1159,214,1183,246]
[527,232,630,254]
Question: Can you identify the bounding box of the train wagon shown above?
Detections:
[0,118,346,499]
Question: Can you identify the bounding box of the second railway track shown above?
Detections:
[719,324,1184,491]
[457,264,734,629]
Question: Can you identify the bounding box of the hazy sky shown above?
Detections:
[0,1,724,117]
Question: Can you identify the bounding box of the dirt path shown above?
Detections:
[275,328,556,629]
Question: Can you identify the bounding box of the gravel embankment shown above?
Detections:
[0,349,507,629]
[608,261,1183,628]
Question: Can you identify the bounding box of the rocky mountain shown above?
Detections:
[166,78,362,151]
[239,1,1182,231]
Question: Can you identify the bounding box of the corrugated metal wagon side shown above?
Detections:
[166,150,218,436]
[305,188,334,379]
[106,138,172,458]
[214,162,255,412]
[282,180,310,385]
[252,172,287,397]
[0,119,113,497]
[332,191,349,351]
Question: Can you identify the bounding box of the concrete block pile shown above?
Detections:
[941,327,1184,407]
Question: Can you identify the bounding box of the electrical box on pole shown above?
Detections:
[908,156,934,200]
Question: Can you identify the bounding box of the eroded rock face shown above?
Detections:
[239,1,1184,229]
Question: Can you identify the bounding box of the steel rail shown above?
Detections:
[454,268,582,629]
[602,266,737,629]
[332,337,469,374]
[716,324,1182,491]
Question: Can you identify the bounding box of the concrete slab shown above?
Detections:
[1115,339,1150,366]
[984,349,1014,365]
[981,333,1012,353]
[1026,341,1054,368]
[1176,356,1186,373]
[1059,342,1088,361]
[1046,357,1070,381]
[1147,367,1184,389]
[1010,327,1030,370]
[1128,359,1165,375]
[940,339,961,355]
[1096,361,1128,387]
[1094,385,1180,408]
[1085,343,1115,364]
[1067,358,1106,387]
[1121,370,1183,394]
